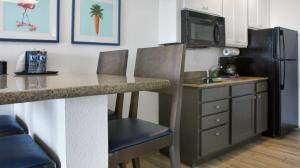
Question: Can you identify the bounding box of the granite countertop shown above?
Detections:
[0,73,170,105]
[184,76,268,89]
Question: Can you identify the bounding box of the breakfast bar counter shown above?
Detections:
[0,73,170,105]
[0,73,170,168]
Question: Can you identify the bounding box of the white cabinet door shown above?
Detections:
[234,0,248,47]
[248,0,270,29]
[258,0,270,29]
[184,0,207,12]
[223,0,235,46]
[248,0,258,28]
[183,0,223,16]
[207,0,223,16]
[223,0,248,47]
[158,0,182,44]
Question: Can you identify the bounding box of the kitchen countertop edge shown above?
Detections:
[184,77,268,89]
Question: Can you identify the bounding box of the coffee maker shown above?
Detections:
[219,57,238,77]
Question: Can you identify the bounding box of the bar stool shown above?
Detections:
[97,50,128,120]
[108,44,186,168]
[0,115,27,137]
[0,134,55,168]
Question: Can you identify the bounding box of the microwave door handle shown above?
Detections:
[280,30,286,90]
[214,24,220,44]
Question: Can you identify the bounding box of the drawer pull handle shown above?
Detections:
[215,132,220,136]
[215,105,220,109]
[258,95,261,99]
[215,119,221,122]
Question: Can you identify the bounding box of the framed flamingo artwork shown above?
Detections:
[0,0,60,42]
[71,0,120,45]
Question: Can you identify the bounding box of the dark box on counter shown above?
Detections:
[25,51,47,73]
[0,61,7,75]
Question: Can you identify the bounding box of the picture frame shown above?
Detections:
[0,0,60,43]
[71,0,121,46]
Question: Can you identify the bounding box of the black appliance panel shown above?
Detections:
[279,60,298,135]
[182,10,225,48]
[275,27,298,60]
[235,27,299,137]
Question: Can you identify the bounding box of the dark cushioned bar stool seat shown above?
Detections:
[0,115,26,136]
[109,118,172,153]
[0,134,55,168]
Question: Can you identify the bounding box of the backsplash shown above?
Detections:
[184,47,223,71]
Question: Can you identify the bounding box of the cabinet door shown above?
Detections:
[231,95,255,144]
[256,92,268,134]
[258,0,270,28]
[158,0,181,44]
[248,0,270,29]
[223,0,235,46]
[184,0,222,16]
[248,0,258,28]
[184,0,207,12]
[207,0,223,16]
[223,0,248,47]
[234,0,248,47]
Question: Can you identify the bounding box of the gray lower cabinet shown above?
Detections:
[201,125,229,156]
[256,92,268,134]
[231,95,255,144]
[180,80,268,167]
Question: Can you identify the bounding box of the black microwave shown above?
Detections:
[181,10,225,48]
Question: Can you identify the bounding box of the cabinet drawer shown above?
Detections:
[201,125,229,156]
[231,83,255,97]
[256,81,268,92]
[202,99,229,116]
[201,86,229,102]
[202,112,229,130]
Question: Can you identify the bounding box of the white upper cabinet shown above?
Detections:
[158,0,182,44]
[248,0,270,29]
[183,0,223,16]
[223,0,248,47]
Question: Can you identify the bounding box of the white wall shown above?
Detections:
[185,48,222,71]
[270,0,300,126]
[0,0,159,75]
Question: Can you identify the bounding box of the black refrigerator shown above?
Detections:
[235,27,299,137]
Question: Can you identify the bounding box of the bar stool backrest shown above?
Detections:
[97,50,129,119]
[134,44,186,132]
[97,50,128,76]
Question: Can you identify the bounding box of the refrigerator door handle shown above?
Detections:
[280,30,286,90]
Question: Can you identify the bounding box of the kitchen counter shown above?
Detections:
[0,73,170,105]
[6,73,170,168]
[184,77,268,89]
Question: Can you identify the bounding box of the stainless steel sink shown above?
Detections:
[211,77,239,82]
[185,76,240,85]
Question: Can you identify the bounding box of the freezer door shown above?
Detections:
[275,27,298,60]
[279,60,299,135]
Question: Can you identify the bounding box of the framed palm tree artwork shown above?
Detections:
[71,0,121,45]
[0,0,60,42]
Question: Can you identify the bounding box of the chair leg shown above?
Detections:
[119,163,127,168]
[109,157,118,168]
[169,145,180,168]
[132,158,141,168]
[109,162,118,168]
